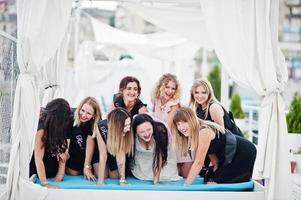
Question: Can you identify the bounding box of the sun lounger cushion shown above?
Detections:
[36,175,254,191]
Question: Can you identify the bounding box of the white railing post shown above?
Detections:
[221,65,229,109]
[248,107,254,142]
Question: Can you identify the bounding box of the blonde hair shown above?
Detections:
[151,73,181,103]
[74,96,102,138]
[172,107,224,156]
[189,78,218,119]
[107,108,134,156]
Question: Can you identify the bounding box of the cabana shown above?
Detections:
[1,0,291,200]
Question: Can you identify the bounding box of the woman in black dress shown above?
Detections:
[109,76,148,116]
[30,98,72,188]
[172,107,256,185]
[66,96,102,181]
[96,107,134,185]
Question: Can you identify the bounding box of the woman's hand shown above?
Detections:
[52,174,64,182]
[97,180,105,185]
[84,167,96,182]
[213,163,218,172]
[153,180,159,185]
[41,181,60,189]
[119,178,127,185]
[208,154,219,172]
[45,184,60,189]
[57,152,69,163]
[184,180,190,186]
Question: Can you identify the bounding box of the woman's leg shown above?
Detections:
[178,162,193,178]
[93,162,108,178]
[65,167,81,175]
[109,169,119,179]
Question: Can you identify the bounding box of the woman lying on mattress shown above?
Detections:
[131,114,181,184]
[172,107,257,185]
[96,107,134,185]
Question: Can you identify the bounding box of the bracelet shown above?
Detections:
[41,181,48,186]
[84,164,92,170]
[119,178,127,184]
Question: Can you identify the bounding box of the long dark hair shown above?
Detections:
[41,98,71,155]
[132,114,168,175]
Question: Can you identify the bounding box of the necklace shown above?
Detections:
[139,138,154,150]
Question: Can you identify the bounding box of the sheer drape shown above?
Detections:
[6,1,72,199]
[121,2,212,49]
[200,0,290,199]
[41,28,71,107]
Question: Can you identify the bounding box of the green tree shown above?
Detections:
[207,64,221,101]
[229,94,245,119]
[286,92,301,133]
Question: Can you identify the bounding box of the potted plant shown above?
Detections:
[229,94,245,119]
[287,92,301,162]
[229,94,246,134]
[207,64,221,101]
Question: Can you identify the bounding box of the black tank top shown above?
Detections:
[196,103,233,132]
[98,119,108,143]
[114,95,147,117]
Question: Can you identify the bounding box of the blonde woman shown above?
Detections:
[66,97,102,181]
[151,73,181,129]
[189,78,243,137]
[96,107,134,185]
[172,107,256,185]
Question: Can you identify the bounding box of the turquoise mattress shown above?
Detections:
[36,176,254,191]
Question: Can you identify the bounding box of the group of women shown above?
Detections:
[29,74,257,188]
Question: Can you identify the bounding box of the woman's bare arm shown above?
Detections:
[209,103,225,127]
[34,129,47,183]
[185,128,215,185]
[167,103,180,129]
[116,151,126,185]
[83,135,96,181]
[96,134,107,185]
[138,105,148,113]
[153,153,163,184]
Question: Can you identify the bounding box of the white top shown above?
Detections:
[131,137,182,181]
[153,99,179,122]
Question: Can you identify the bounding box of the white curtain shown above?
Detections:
[5,1,72,200]
[200,0,290,199]
[41,25,71,107]
[121,2,212,49]
[89,16,200,61]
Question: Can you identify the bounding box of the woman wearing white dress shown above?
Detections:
[131,114,181,184]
